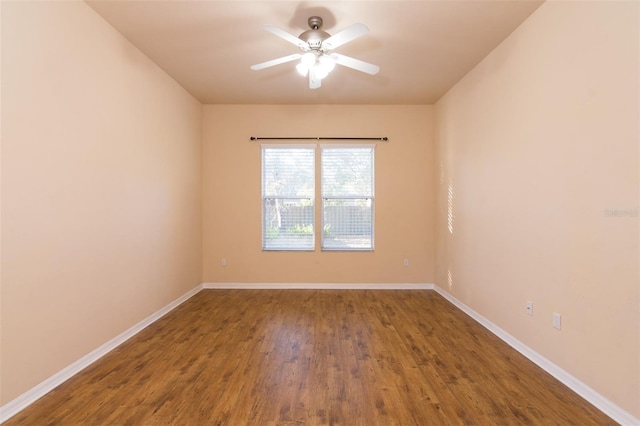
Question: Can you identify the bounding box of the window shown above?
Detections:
[321,146,375,251]
[262,146,315,250]
[261,144,375,251]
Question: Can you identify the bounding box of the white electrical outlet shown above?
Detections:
[221,258,227,266]
[526,301,533,316]
[403,258,409,267]
[553,312,561,330]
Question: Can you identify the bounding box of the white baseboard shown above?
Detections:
[432,285,639,426]
[3,283,636,425]
[0,284,204,424]
[203,282,435,290]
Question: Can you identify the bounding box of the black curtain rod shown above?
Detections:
[250,136,388,141]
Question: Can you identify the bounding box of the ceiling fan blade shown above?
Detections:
[322,23,369,50]
[333,53,380,75]
[261,24,308,50]
[309,72,321,89]
[250,53,302,71]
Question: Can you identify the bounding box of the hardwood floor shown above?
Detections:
[5,290,615,425]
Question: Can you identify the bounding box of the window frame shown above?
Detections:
[260,143,376,252]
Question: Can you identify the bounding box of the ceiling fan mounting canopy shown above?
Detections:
[307,16,323,30]
[250,15,380,89]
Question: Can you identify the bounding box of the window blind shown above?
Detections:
[321,146,375,250]
[262,147,315,250]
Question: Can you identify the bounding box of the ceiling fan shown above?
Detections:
[250,16,380,89]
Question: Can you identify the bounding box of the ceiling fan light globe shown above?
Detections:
[301,52,316,67]
[313,65,329,80]
[296,63,309,77]
[319,55,336,73]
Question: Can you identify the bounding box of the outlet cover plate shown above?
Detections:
[553,312,561,330]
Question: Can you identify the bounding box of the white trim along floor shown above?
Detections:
[1,283,637,425]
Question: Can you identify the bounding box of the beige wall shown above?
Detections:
[202,105,435,284]
[0,1,202,404]
[2,0,637,419]
[435,1,639,417]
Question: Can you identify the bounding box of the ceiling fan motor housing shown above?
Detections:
[299,16,330,50]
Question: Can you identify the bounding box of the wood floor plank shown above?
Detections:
[4,290,616,425]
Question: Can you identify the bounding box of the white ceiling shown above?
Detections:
[86,0,544,105]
